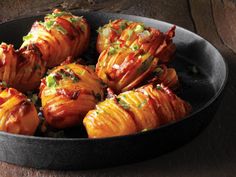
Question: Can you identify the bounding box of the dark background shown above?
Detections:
[0,0,236,176]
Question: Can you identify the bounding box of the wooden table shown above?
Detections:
[0,0,236,176]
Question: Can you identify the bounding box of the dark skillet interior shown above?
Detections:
[0,10,227,170]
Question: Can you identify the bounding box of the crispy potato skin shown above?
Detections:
[40,62,104,129]
[83,84,191,138]
[96,20,177,93]
[96,19,176,63]
[0,43,46,92]
[96,47,158,93]
[21,9,90,68]
[0,87,39,135]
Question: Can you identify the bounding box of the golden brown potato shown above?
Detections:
[0,43,46,92]
[96,19,176,63]
[21,9,90,67]
[96,45,179,93]
[83,84,191,138]
[40,61,105,129]
[0,86,39,135]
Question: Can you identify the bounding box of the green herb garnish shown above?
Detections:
[118,98,130,110]
[23,33,33,42]
[0,81,8,87]
[134,24,145,33]
[156,85,162,90]
[108,47,116,55]
[136,56,154,74]
[46,11,71,19]
[131,44,139,51]
[46,75,57,88]
[54,24,67,34]
[44,20,55,30]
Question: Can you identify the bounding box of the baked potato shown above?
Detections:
[0,86,39,135]
[0,43,46,92]
[96,45,179,93]
[40,60,105,129]
[21,9,90,67]
[83,84,191,138]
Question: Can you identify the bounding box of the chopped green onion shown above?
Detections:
[156,85,162,90]
[46,11,71,19]
[46,75,57,88]
[136,56,154,74]
[134,24,145,33]
[23,33,33,42]
[54,24,67,34]
[0,81,7,87]
[131,44,139,51]
[120,23,126,30]
[141,30,151,36]
[108,47,116,55]
[44,20,55,30]
[102,28,110,37]
[118,98,130,110]
[96,26,103,33]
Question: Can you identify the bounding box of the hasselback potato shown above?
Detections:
[21,9,90,68]
[96,45,178,93]
[0,43,46,92]
[97,19,176,63]
[83,84,191,138]
[40,60,105,129]
[0,86,39,135]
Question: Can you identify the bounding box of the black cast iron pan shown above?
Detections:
[0,10,228,170]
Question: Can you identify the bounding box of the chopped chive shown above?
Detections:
[108,47,116,55]
[54,24,67,34]
[23,33,33,42]
[44,20,55,30]
[46,75,57,88]
[136,56,154,74]
[134,24,145,33]
[131,44,139,51]
[156,85,162,90]
[118,98,130,110]
[0,81,7,87]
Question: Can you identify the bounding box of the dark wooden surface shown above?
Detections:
[0,0,236,176]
